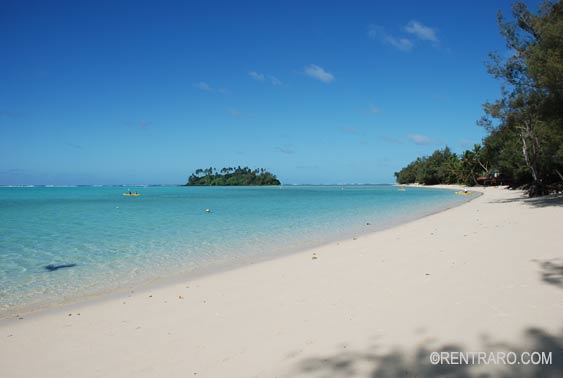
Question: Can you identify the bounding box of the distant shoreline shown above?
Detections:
[0,183,397,188]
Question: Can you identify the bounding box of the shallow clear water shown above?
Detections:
[0,185,472,315]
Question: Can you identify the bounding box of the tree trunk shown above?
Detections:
[520,131,538,181]
[520,120,544,197]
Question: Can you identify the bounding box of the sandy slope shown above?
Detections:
[1,187,562,377]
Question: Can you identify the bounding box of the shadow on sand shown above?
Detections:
[292,328,563,378]
[488,191,563,208]
[535,259,563,289]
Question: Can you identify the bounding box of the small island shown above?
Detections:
[185,166,281,186]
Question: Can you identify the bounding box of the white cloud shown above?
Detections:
[386,36,414,51]
[276,144,295,154]
[369,104,380,114]
[249,71,283,86]
[64,142,83,149]
[407,134,433,145]
[248,71,265,81]
[368,25,413,52]
[138,120,151,129]
[341,127,361,135]
[369,21,439,51]
[269,75,282,86]
[367,25,381,40]
[404,20,438,42]
[226,108,241,118]
[194,81,213,92]
[194,81,227,94]
[304,64,334,83]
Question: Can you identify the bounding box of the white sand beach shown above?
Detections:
[1,186,562,377]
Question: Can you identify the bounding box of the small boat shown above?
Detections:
[398,188,406,192]
[122,193,141,197]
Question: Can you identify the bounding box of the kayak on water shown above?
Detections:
[455,191,471,195]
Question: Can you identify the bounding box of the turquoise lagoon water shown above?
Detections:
[0,185,473,315]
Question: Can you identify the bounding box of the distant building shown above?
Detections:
[476,170,509,186]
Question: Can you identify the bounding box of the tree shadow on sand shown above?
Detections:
[535,259,563,289]
[488,192,563,208]
[292,328,563,378]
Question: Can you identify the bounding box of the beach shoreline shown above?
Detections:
[0,185,475,320]
[1,185,562,377]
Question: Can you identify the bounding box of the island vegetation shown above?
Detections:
[186,166,281,186]
[395,1,563,197]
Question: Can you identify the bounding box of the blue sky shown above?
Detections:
[0,0,535,185]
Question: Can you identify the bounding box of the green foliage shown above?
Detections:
[394,147,476,185]
[481,0,563,196]
[186,166,281,186]
[396,1,563,195]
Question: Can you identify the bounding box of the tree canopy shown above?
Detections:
[186,166,281,186]
[394,146,490,186]
[479,0,563,196]
[396,1,563,196]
